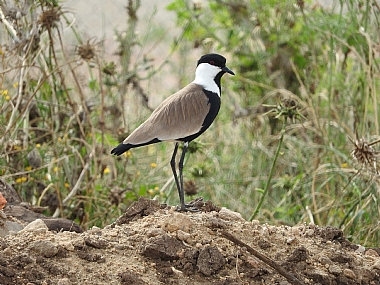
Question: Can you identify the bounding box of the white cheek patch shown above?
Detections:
[192,63,221,96]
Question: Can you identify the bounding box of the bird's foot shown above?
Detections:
[176,197,204,212]
[176,204,200,212]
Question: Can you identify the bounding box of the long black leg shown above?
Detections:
[170,143,181,204]
[178,142,188,210]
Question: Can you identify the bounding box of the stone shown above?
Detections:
[218,207,245,222]
[196,245,226,276]
[20,219,48,234]
[29,240,58,258]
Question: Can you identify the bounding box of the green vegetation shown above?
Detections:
[1,0,379,247]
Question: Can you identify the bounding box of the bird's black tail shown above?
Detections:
[111,138,161,156]
[111,143,133,156]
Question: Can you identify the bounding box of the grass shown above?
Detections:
[1,0,380,247]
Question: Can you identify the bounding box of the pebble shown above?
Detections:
[218,207,245,222]
[176,229,190,241]
[343,268,356,279]
[20,219,48,234]
[146,228,165,237]
[328,264,342,275]
[160,212,193,232]
[319,256,333,265]
[29,240,58,258]
[365,249,379,257]
[355,245,366,253]
[305,229,314,237]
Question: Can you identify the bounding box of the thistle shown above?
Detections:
[350,136,380,174]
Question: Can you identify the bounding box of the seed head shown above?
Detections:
[38,6,63,30]
[264,93,306,123]
[351,137,380,173]
[76,39,99,62]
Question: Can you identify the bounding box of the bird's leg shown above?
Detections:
[177,142,188,211]
[171,142,199,212]
[177,142,200,212]
[170,143,181,202]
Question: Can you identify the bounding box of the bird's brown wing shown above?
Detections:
[124,83,210,145]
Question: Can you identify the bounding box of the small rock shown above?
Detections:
[142,234,185,261]
[20,219,48,234]
[305,229,314,237]
[319,256,333,265]
[343,268,356,279]
[328,264,342,275]
[286,237,297,245]
[161,212,193,232]
[177,230,191,241]
[84,236,108,249]
[77,251,105,263]
[87,226,101,234]
[71,237,86,249]
[119,270,147,285]
[0,221,24,237]
[60,241,75,251]
[146,228,165,238]
[365,249,379,257]
[29,240,58,258]
[218,207,245,222]
[196,245,226,276]
[287,246,308,262]
[355,245,366,253]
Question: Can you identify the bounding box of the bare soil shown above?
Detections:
[0,197,379,285]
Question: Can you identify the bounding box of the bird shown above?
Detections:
[111,53,234,211]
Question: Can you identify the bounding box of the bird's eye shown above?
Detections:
[209,61,215,65]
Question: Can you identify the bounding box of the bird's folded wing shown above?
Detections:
[124,84,210,145]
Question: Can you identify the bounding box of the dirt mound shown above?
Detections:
[0,197,379,285]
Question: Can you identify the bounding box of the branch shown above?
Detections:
[221,230,305,285]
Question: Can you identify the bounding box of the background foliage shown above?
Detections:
[1,0,379,246]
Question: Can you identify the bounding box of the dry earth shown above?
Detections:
[0,197,380,285]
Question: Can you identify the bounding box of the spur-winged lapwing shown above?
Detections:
[111,54,234,211]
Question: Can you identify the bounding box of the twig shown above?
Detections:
[221,231,305,285]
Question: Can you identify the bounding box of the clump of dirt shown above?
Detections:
[0,197,379,285]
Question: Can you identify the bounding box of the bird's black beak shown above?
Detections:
[222,66,235,75]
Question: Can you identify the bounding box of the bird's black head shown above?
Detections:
[197,54,235,75]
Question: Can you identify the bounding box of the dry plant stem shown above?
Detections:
[97,58,106,153]
[53,152,94,218]
[4,59,27,140]
[0,7,19,41]
[221,231,305,285]
[250,119,286,220]
[0,155,72,179]
[37,183,55,206]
